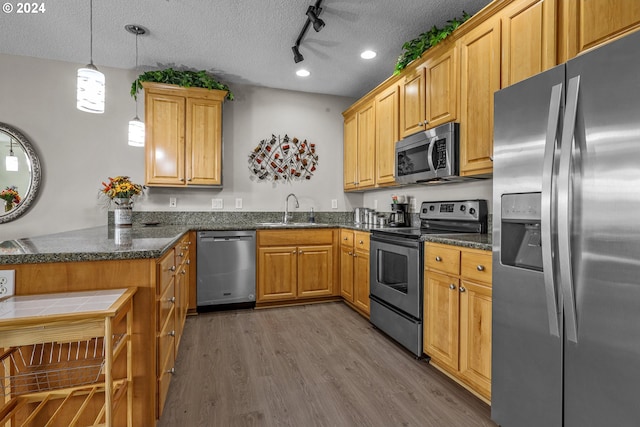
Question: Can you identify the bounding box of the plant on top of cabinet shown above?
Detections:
[131,68,234,100]
[394,12,471,75]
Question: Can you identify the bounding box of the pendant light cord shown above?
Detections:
[89,0,94,65]
[135,31,140,117]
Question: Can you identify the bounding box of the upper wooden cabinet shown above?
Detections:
[374,84,399,186]
[501,0,557,88]
[143,82,227,187]
[561,0,640,61]
[399,44,458,139]
[457,17,501,177]
[343,100,376,191]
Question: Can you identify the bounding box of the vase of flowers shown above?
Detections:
[100,176,143,227]
[0,186,20,213]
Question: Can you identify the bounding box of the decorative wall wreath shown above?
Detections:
[248,134,319,182]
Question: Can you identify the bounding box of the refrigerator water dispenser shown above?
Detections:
[501,193,543,271]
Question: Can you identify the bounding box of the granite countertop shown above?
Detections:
[0,222,491,265]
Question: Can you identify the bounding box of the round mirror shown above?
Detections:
[0,123,42,223]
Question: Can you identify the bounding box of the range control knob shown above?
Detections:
[460,205,466,212]
[469,207,476,215]
[429,205,435,211]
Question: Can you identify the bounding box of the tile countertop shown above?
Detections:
[0,223,491,265]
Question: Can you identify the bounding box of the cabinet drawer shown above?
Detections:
[340,229,354,247]
[158,249,176,295]
[354,231,370,253]
[258,229,335,246]
[174,235,191,266]
[158,307,176,375]
[425,244,461,275]
[158,279,176,330]
[461,250,492,285]
[157,341,175,417]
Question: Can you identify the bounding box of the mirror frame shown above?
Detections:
[0,122,42,223]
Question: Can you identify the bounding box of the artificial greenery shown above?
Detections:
[394,11,471,75]
[131,68,234,100]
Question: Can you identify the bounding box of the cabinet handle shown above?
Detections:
[292,250,296,254]
[348,251,353,256]
[359,240,364,244]
[299,250,303,254]
[168,330,176,337]
[449,284,456,290]
[187,178,192,182]
[477,265,485,271]
[344,236,348,240]
[169,296,176,304]
[435,256,442,262]
[180,178,185,182]
[178,252,184,257]
[167,367,175,375]
[424,120,429,125]
[459,286,466,293]
[353,253,357,258]
[186,260,191,265]
[169,266,176,272]
[181,270,186,275]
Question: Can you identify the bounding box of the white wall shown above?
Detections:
[0,54,358,240]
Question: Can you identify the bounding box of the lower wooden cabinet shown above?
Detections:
[257,229,339,305]
[156,234,191,418]
[423,242,492,402]
[340,229,370,317]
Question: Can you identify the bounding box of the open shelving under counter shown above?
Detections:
[0,287,136,427]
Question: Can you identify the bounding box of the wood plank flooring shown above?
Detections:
[158,302,496,427]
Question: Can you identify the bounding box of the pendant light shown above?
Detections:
[126,24,147,147]
[5,139,18,172]
[76,0,105,113]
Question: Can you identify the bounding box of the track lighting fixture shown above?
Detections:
[306,5,325,32]
[291,0,325,64]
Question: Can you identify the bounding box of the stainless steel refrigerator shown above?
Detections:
[492,30,640,426]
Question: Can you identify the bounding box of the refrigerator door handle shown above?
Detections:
[541,83,563,338]
[558,76,581,343]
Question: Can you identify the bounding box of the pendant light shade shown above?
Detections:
[77,0,105,114]
[77,64,105,113]
[126,24,147,147]
[128,116,145,147]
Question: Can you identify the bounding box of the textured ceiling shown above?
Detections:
[0,0,491,99]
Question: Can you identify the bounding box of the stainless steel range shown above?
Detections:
[369,200,488,356]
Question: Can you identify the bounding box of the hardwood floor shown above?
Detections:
[158,302,496,427]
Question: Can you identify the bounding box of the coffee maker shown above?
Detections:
[388,203,410,227]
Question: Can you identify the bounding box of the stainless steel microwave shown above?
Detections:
[395,122,459,184]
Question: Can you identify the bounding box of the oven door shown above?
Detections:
[369,232,423,319]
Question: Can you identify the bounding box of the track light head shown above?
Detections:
[306,6,325,32]
[292,45,304,63]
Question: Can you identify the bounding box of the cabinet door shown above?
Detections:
[356,101,376,189]
[257,246,297,302]
[424,271,460,371]
[458,18,501,176]
[501,0,556,88]
[340,245,354,302]
[459,280,492,400]
[399,68,426,138]
[353,249,370,315]
[375,84,399,186]
[297,245,334,298]
[187,97,223,185]
[343,113,358,190]
[564,0,640,60]
[425,46,458,128]
[145,92,186,186]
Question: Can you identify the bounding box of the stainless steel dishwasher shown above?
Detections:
[196,230,256,310]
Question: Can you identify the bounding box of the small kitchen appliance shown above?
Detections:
[388,203,410,227]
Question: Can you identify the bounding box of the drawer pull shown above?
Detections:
[186,260,191,265]
[459,286,466,293]
[359,240,364,244]
[344,236,348,240]
[292,250,296,254]
[167,368,175,375]
[299,250,303,254]
[168,330,176,337]
[348,251,353,256]
[449,284,456,290]
[477,265,485,271]
[169,296,176,304]
[181,270,186,275]
[169,266,176,272]
[178,252,184,257]
[435,256,442,262]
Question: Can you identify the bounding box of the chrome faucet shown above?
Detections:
[283,193,299,224]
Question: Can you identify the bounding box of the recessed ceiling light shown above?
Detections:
[296,69,311,77]
[360,50,377,59]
